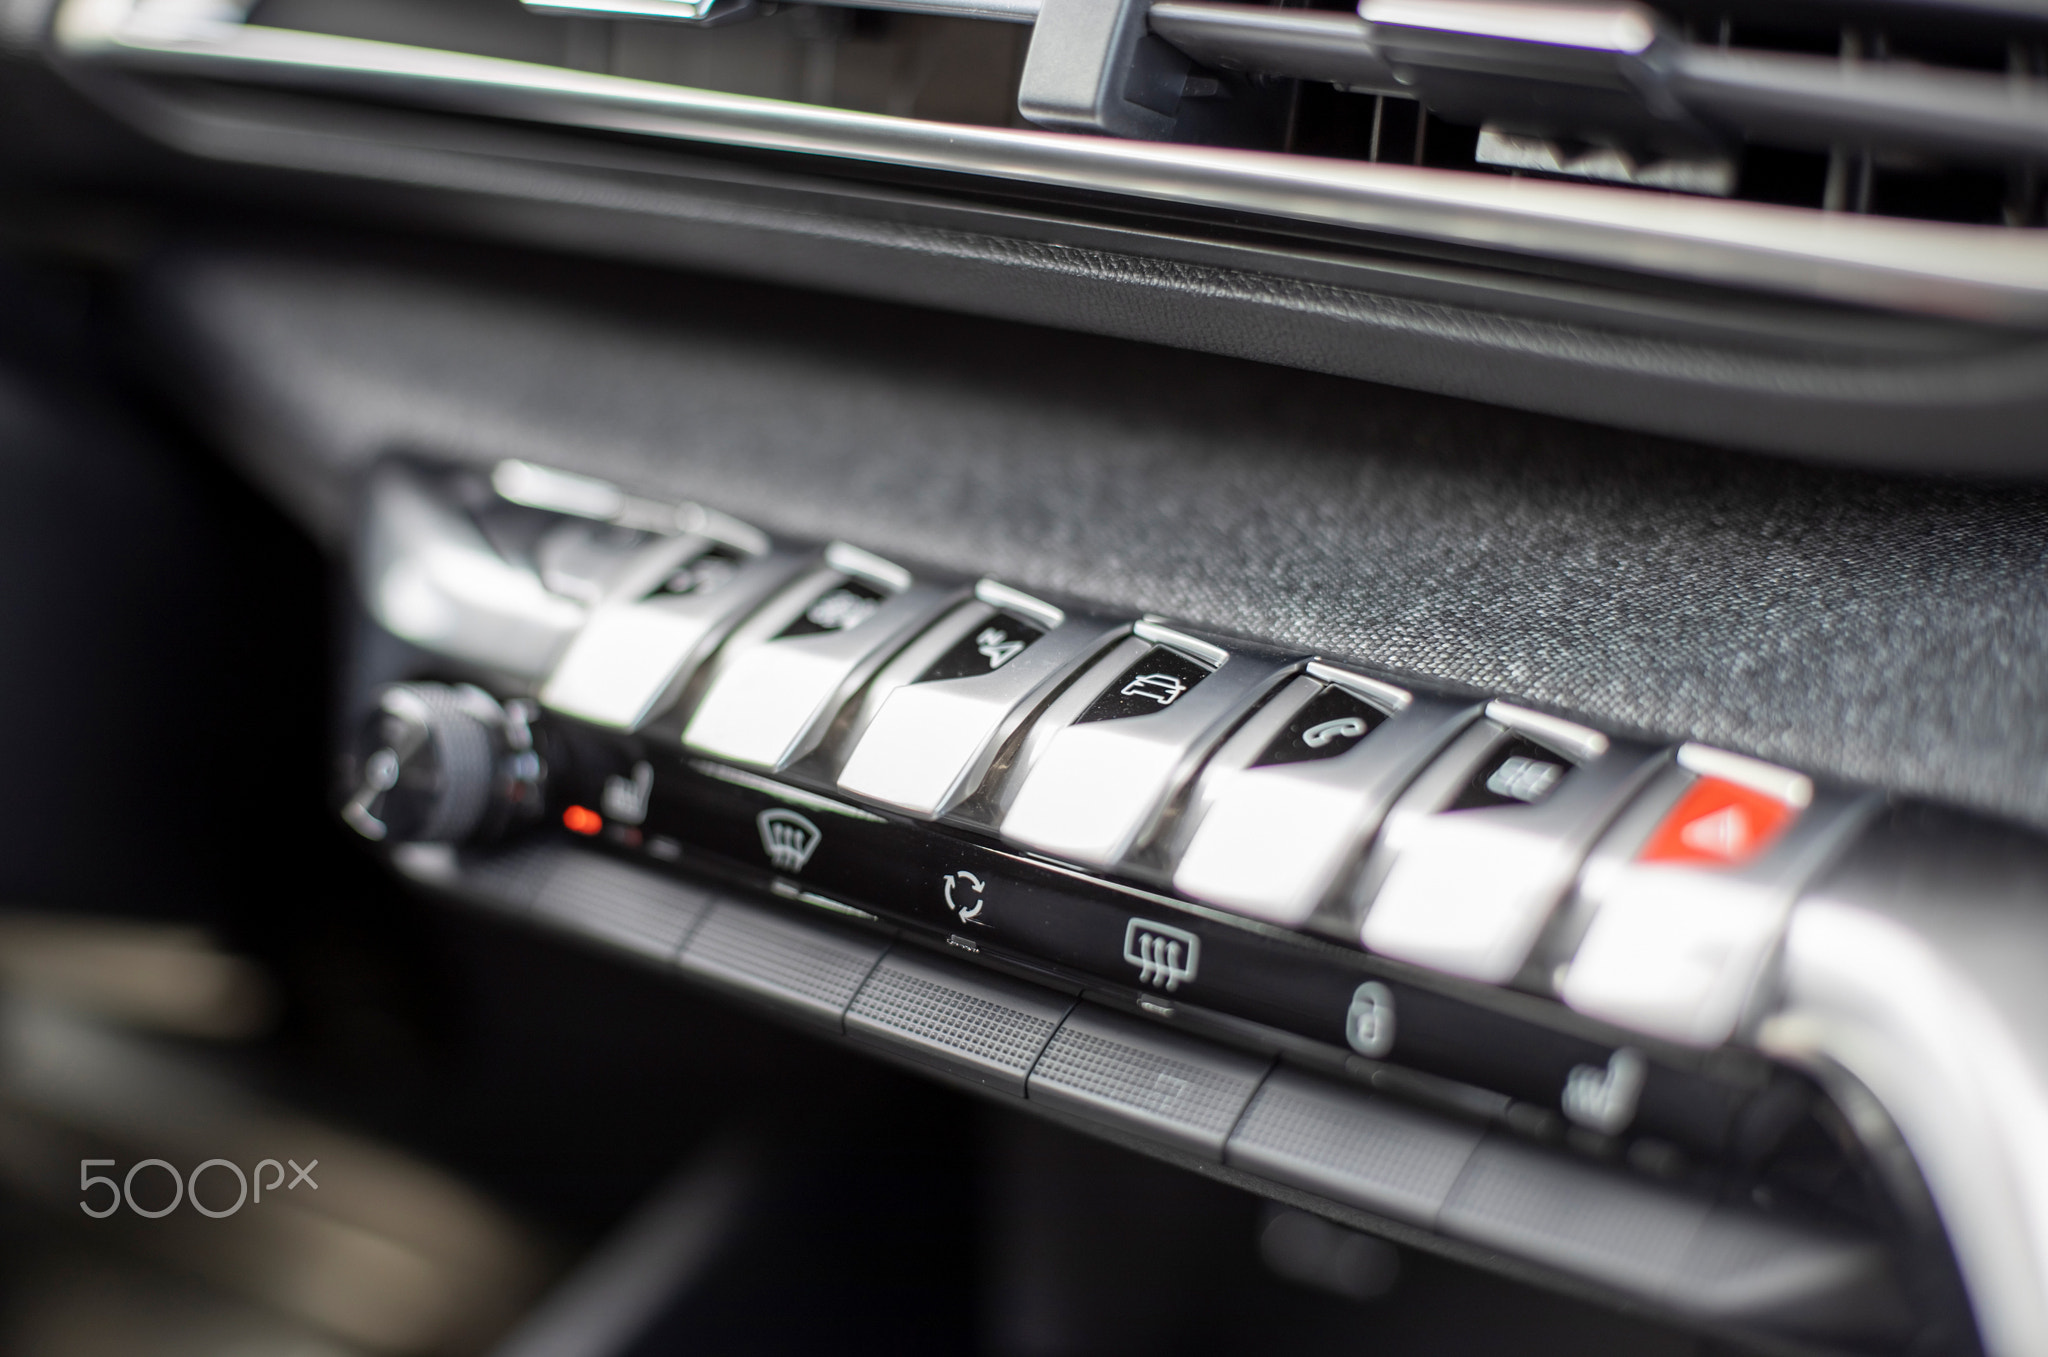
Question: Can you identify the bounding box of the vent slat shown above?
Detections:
[56,0,2048,315]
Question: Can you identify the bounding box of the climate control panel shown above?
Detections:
[357,458,1869,1051]
[345,455,2048,1357]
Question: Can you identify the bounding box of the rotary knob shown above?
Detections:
[341,683,544,844]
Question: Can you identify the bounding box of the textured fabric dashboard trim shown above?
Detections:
[138,239,2048,833]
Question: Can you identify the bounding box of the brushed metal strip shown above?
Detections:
[532,0,1040,20]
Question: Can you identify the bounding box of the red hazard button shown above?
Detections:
[1637,776,1798,867]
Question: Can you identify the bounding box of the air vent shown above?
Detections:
[248,0,1033,127]
[1144,0,2048,227]
[235,0,2048,229]
[50,0,2048,326]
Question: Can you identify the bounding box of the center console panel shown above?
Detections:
[343,456,2033,1356]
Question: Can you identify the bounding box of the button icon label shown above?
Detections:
[1254,686,1389,768]
[1345,981,1396,1057]
[1562,1047,1647,1135]
[804,586,880,632]
[1638,776,1798,867]
[757,808,822,873]
[975,627,1027,670]
[917,612,1048,683]
[658,545,743,597]
[1681,805,1748,855]
[1077,646,1213,724]
[1451,735,1573,810]
[943,870,987,924]
[1123,918,1199,991]
[1121,672,1188,706]
[601,761,654,825]
[1304,716,1368,749]
[778,578,891,638]
[1486,754,1564,804]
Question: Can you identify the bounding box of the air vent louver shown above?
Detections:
[1149,0,2047,225]
[51,0,2048,326]
[240,0,2048,225]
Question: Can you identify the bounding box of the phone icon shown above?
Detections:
[1303,716,1368,749]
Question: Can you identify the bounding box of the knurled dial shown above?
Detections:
[341,683,543,844]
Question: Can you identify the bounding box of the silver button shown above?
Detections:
[359,462,591,681]
[834,582,1122,817]
[998,621,1301,872]
[1357,702,1666,984]
[1173,665,1478,928]
[541,528,804,731]
[681,543,960,771]
[1558,745,1877,1045]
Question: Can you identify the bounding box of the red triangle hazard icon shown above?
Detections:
[1678,804,1751,859]
[1640,776,1798,868]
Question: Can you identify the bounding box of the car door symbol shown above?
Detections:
[1121,672,1188,706]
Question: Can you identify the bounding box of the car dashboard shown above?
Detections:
[1,0,2046,1353]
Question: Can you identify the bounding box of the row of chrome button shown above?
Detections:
[366,459,1878,1051]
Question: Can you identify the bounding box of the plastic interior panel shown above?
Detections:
[527,850,714,962]
[1026,1003,1273,1158]
[844,948,1077,1094]
[676,899,889,1023]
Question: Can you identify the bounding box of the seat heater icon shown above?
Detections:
[757,808,822,873]
[601,761,654,825]
[1123,918,1199,991]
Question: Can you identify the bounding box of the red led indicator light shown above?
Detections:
[563,805,603,836]
[1638,776,1797,868]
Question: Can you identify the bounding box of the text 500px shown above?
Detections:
[79,1157,318,1218]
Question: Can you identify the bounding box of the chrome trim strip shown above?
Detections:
[973,579,1065,631]
[1764,899,2048,1357]
[1482,699,1609,762]
[528,0,725,20]
[54,0,2048,325]
[534,0,1040,19]
[1674,742,1813,808]
[1753,807,2048,1357]
[1131,617,1231,669]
